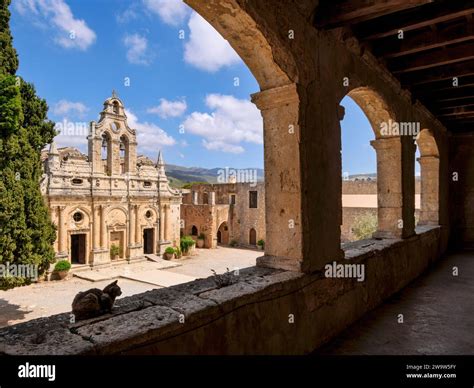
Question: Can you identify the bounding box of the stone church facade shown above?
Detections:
[41,93,181,266]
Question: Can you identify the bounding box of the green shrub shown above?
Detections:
[180,236,196,253]
[175,246,182,258]
[351,213,378,241]
[257,239,265,247]
[54,260,71,272]
[229,239,238,247]
[110,244,121,258]
[165,247,175,254]
[0,276,31,291]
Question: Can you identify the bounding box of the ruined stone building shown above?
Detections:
[41,94,181,266]
[181,182,265,248]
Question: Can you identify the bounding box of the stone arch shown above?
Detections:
[340,86,409,239]
[184,0,292,90]
[106,205,128,225]
[416,129,440,225]
[191,225,198,236]
[346,87,397,139]
[68,206,91,224]
[182,1,303,271]
[217,222,229,245]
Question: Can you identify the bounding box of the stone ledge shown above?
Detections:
[0,228,443,355]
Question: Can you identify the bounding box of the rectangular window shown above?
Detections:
[249,191,258,208]
[230,194,236,205]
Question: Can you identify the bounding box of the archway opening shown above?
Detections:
[340,94,378,243]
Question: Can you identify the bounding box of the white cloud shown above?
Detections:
[126,109,176,153]
[143,0,189,26]
[116,7,139,24]
[15,0,96,50]
[184,12,241,72]
[147,98,187,119]
[52,100,88,118]
[123,33,151,65]
[182,94,262,154]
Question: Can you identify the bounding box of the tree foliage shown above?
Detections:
[0,0,57,289]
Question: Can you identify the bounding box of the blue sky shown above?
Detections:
[9,0,393,174]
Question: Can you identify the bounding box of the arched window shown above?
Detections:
[191,225,198,236]
[119,135,129,173]
[112,101,119,114]
[101,132,112,175]
[202,192,209,205]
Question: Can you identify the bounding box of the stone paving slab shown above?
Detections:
[121,270,196,287]
[72,260,181,282]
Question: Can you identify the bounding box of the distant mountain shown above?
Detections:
[165,164,264,188]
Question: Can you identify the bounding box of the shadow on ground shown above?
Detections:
[0,298,32,328]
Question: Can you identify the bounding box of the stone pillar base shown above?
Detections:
[257,255,303,272]
[91,248,110,266]
[128,245,143,259]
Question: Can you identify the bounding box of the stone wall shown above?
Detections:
[180,183,265,248]
[342,180,421,195]
[449,133,474,249]
[0,227,446,355]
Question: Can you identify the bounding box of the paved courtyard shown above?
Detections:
[0,247,259,328]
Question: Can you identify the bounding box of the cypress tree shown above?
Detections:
[0,0,56,289]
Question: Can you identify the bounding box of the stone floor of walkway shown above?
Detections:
[0,246,259,328]
[315,251,474,355]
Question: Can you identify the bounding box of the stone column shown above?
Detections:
[251,83,303,271]
[210,192,216,205]
[129,204,136,245]
[159,205,165,242]
[164,204,169,241]
[418,155,440,225]
[57,206,67,255]
[135,205,140,246]
[93,206,100,249]
[371,136,416,238]
[100,205,107,248]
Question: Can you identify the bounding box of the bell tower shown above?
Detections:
[88,91,138,176]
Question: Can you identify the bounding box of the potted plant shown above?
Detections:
[257,239,265,250]
[196,233,205,248]
[180,236,196,256]
[54,260,71,280]
[164,247,175,260]
[175,246,182,259]
[110,244,121,260]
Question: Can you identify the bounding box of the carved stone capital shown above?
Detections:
[251,83,299,111]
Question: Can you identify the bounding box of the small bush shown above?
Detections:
[351,213,378,241]
[257,239,265,247]
[180,236,196,253]
[165,247,175,254]
[229,239,238,247]
[0,276,31,291]
[54,260,71,272]
[110,244,121,257]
